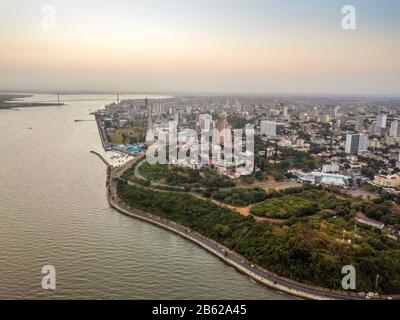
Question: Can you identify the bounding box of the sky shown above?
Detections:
[0,0,399,95]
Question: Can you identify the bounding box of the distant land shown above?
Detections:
[0,93,64,109]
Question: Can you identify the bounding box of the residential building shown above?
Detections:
[374,173,400,188]
[345,133,360,154]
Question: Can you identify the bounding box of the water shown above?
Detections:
[0,94,288,299]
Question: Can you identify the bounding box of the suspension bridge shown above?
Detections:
[29,94,123,104]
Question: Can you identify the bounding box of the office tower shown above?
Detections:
[345,133,360,154]
[260,121,278,137]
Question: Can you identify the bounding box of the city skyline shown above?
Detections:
[1,0,399,95]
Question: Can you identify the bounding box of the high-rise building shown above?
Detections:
[345,133,360,154]
[283,105,288,118]
[374,114,387,136]
[260,121,278,137]
[377,114,387,128]
[390,120,400,137]
[358,133,369,153]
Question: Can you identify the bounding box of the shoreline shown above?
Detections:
[92,151,377,300]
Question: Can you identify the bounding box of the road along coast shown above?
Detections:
[92,151,376,300]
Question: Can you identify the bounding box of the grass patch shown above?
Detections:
[108,127,145,144]
[213,188,267,207]
[251,189,351,219]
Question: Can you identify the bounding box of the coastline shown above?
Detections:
[92,151,374,300]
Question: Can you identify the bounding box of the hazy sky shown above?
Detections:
[1,0,399,95]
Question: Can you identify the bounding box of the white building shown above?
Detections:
[374,114,387,136]
[322,163,340,173]
[377,114,387,128]
[358,133,369,153]
[283,105,289,118]
[260,121,278,137]
[345,133,360,154]
[390,120,400,137]
[300,172,350,187]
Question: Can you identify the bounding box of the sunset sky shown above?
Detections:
[1,0,399,95]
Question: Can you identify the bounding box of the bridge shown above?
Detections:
[31,94,121,104]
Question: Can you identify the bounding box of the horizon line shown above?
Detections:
[1,89,400,99]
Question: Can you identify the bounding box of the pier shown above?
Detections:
[90,151,112,167]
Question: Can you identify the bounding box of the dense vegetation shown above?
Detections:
[116,180,400,294]
[213,188,267,207]
[138,162,235,189]
[356,193,400,229]
[227,115,250,129]
[108,126,146,144]
[251,189,351,219]
[251,196,317,219]
[139,162,170,181]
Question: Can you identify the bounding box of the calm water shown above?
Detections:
[0,94,288,299]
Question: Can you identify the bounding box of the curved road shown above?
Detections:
[93,152,390,300]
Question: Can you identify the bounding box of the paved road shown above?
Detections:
[105,165,375,300]
[91,151,394,300]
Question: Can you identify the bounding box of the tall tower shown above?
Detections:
[345,133,360,154]
[390,120,400,137]
[283,104,288,118]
